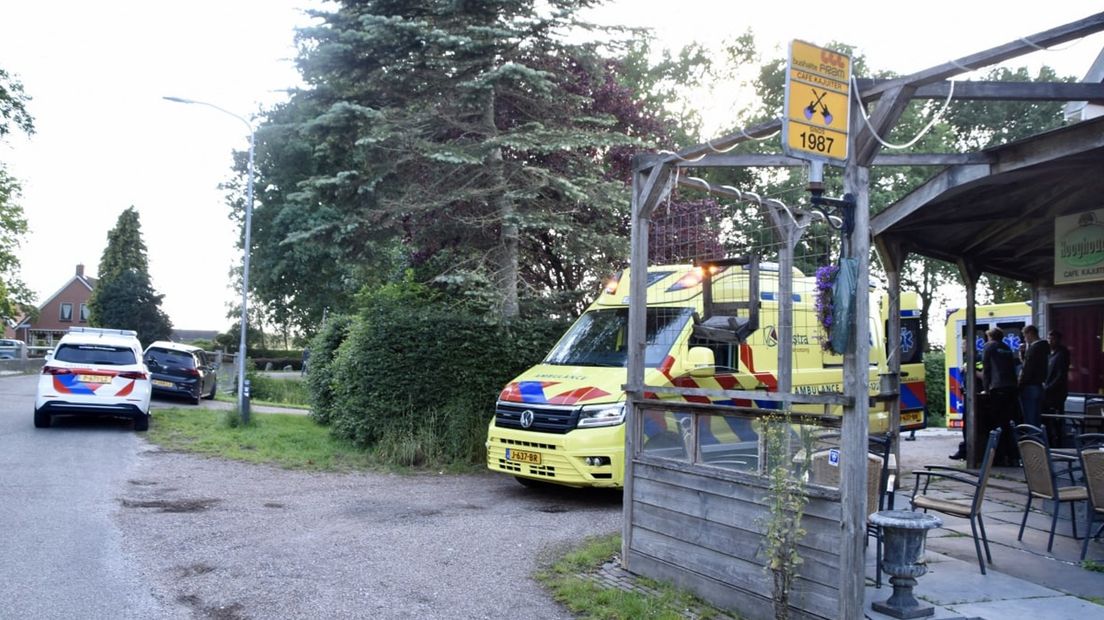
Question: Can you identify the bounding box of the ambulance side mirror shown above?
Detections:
[688,347,715,377]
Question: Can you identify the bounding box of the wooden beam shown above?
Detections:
[874,237,907,486]
[861,13,1104,98]
[671,153,808,168]
[870,165,991,236]
[853,84,917,166]
[856,80,1104,102]
[838,152,870,620]
[872,152,991,166]
[656,118,783,167]
[957,260,981,470]
[670,151,993,167]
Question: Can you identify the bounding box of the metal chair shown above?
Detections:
[1013,423,1088,552]
[911,427,1001,574]
[1077,433,1104,560]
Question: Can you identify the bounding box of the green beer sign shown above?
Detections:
[1055,209,1104,284]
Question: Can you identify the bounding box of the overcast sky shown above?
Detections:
[1,2,1101,332]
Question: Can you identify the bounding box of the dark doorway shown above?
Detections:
[1051,303,1104,395]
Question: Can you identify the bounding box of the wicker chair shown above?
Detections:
[1014,423,1088,552]
[911,428,1001,574]
[806,432,894,587]
[1077,433,1104,560]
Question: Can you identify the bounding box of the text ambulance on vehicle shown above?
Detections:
[486,262,927,488]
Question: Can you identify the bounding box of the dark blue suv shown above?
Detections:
[143,341,217,405]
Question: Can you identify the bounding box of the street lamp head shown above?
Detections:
[162,96,196,104]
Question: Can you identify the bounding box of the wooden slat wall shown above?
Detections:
[627,460,843,620]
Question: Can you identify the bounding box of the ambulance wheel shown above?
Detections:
[134,414,150,432]
[34,407,51,428]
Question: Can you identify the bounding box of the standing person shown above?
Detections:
[982,327,1019,465]
[1044,330,1070,414]
[1018,324,1049,428]
[1044,329,1071,444]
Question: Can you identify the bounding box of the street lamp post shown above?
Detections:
[163,96,255,423]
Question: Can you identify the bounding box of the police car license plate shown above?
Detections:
[505,448,541,465]
[79,374,112,384]
[153,380,173,388]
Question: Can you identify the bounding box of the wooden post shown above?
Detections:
[622,158,670,570]
[839,161,871,620]
[875,238,906,476]
[957,259,981,469]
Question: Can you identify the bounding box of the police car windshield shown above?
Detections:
[544,307,692,368]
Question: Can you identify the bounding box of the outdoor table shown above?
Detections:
[1043,413,1104,448]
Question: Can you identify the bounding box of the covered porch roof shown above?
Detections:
[870,103,1104,285]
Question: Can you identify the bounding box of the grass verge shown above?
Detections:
[149,408,375,471]
[537,533,732,620]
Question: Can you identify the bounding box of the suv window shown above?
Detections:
[146,348,196,369]
[55,344,137,365]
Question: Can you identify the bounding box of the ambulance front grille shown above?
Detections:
[494,403,578,434]
[499,437,557,450]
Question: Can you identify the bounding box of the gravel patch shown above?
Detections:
[114,447,622,619]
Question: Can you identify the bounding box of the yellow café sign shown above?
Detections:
[783,40,851,164]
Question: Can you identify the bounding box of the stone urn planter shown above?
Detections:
[868,510,942,619]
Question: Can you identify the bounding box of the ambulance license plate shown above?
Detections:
[79,374,112,384]
[506,448,541,465]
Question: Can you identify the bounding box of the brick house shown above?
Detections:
[10,264,97,348]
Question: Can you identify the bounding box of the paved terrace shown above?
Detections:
[865,428,1104,619]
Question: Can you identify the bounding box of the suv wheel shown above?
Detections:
[33,407,51,428]
[204,378,217,400]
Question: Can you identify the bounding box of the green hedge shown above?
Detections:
[924,349,946,428]
[305,315,355,425]
[318,300,565,466]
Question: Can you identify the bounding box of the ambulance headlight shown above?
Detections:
[577,404,625,428]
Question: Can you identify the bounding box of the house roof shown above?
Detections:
[14,269,97,330]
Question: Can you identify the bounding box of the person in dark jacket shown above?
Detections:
[1045,329,1070,414]
[981,327,1020,465]
[1044,330,1071,445]
[1017,324,1049,428]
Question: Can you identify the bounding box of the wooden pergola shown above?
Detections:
[622,12,1104,620]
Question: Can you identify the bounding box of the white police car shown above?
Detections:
[34,327,152,431]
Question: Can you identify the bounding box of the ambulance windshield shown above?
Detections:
[544,307,692,368]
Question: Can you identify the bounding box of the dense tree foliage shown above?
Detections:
[237,0,695,333]
[88,207,172,345]
[0,67,34,321]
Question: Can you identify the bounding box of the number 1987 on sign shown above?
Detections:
[798,131,834,153]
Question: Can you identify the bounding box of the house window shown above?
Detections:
[79,303,90,323]
[60,303,73,322]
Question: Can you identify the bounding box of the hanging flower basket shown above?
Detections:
[815,265,838,352]
[816,259,858,355]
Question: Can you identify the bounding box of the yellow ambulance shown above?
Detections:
[943,302,1031,429]
[486,262,927,488]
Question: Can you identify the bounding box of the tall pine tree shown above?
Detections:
[241,0,673,327]
[88,207,172,345]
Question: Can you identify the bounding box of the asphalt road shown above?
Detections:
[0,373,177,619]
[0,373,624,619]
